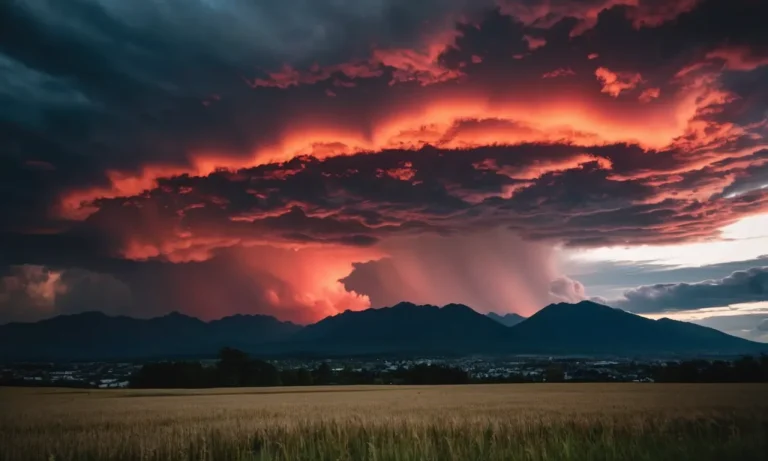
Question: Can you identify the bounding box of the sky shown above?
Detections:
[1,0,767,341]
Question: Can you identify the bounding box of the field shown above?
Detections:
[1,384,767,461]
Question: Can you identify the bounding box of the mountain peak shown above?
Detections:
[538,300,619,314]
[487,312,526,327]
[294,301,509,351]
[510,301,764,355]
[162,310,194,319]
[390,301,422,310]
[441,303,475,313]
[41,311,112,324]
[67,311,110,319]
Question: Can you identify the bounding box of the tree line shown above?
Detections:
[124,350,768,388]
[129,347,470,388]
[653,355,768,383]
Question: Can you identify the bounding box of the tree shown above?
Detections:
[129,362,210,388]
[297,368,313,386]
[314,362,333,385]
[396,364,470,385]
[280,369,299,386]
[216,347,251,386]
[733,356,761,382]
[248,359,281,386]
[545,365,565,383]
[760,354,768,381]
[214,347,280,387]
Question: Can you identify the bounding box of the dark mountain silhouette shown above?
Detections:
[0,311,301,361]
[507,301,765,355]
[288,302,511,355]
[487,312,527,327]
[208,314,303,345]
[0,301,764,360]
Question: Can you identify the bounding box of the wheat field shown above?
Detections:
[1,384,766,461]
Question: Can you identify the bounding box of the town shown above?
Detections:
[4,354,766,388]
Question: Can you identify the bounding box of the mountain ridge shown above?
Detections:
[0,311,302,361]
[1,301,764,360]
[509,301,762,355]
[290,302,510,354]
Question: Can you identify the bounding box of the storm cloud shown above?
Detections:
[2,0,768,323]
[611,267,768,313]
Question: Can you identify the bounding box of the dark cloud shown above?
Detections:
[1,0,767,324]
[0,265,131,323]
[6,142,756,269]
[568,256,768,299]
[612,267,768,313]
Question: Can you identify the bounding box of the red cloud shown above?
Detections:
[7,0,768,327]
[706,45,768,72]
[595,67,644,97]
[473,153,613,180]
[542,68,576,79]
[248,29,463,89]
[498,0,699,37]
[372,48,463,86]
[376,162,417,181]
[246,62,384,89]
[624,0,701,28]
[58,68,751,221]
[523,35,547,51]
[639,87,661,103]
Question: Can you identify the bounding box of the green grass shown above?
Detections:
[1,384,766,460]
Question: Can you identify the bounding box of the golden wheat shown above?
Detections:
[1,384,766,461]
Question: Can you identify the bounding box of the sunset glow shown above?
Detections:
[3,0,767,333]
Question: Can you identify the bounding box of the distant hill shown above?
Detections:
[0,301,764,360]
[0,311,301,361]
[487,312,527,327]
[507,301,765,356]
[288,302,511,355]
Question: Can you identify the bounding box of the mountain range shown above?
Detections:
[0,301,765,360]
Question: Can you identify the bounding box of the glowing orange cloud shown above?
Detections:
[595,67,644,97]
[55,93,723,219]
[126,243,380,324]
[59,165,199,220]
[377,162,417,181]
[236,245,377,322]
[59,57,748,221]
[639,87,661,103]
[122,234,243,263]
[668,68,748,152]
